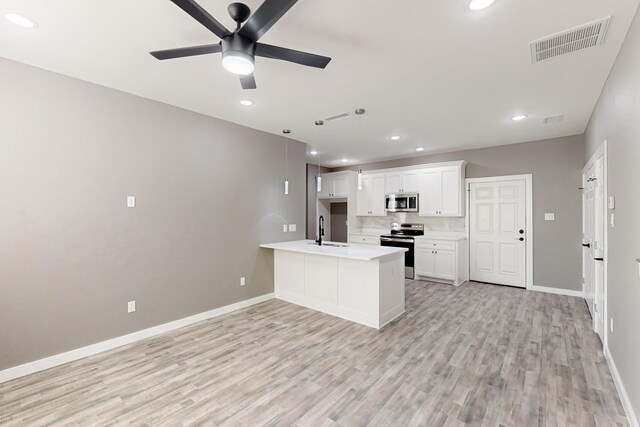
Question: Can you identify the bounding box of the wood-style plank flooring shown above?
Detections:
[0,280,628,426]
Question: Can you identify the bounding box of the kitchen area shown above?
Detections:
[261,160,470,329]
[310,160,469,286]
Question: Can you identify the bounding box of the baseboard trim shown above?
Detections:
[605,346,639,427]
[0,293,274,384]
[528,285,584,298]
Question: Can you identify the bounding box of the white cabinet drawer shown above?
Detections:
[349,234,380,245]
[416,240,456,251]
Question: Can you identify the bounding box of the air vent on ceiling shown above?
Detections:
[543,114,565,124]
[530,16,610,63]
[325,112,352,122]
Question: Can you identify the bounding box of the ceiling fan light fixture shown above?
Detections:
[222,51,255,75]
[469,0,495,11]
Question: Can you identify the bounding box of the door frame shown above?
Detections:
[465,174,534,289]
[583,140,608,348]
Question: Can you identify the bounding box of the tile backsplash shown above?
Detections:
[359,213,465,232]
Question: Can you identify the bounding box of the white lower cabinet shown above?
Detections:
[415,238,468,286]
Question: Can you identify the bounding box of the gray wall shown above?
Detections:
[0,58,306,370]
[332,135,585,291]
[585,6,640,418]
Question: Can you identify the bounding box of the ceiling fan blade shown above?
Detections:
[255,43,331,69]
[238,0,298,42]
[240,74,257,89]
[169,0,231,39]
[150,43,222,60]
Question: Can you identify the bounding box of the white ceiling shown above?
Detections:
[1,0,639,167]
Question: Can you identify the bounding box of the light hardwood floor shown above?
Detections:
[0,280,628,426]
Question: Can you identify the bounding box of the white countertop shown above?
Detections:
[260,240,407,261]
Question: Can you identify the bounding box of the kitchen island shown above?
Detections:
[260,240,407,329]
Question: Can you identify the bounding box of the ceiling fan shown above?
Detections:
[150,0,332,89]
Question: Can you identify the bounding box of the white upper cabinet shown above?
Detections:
[332,174,349,198]
[318,172,350,199]
[385,170,419,194]
[356,174,386,216]
[418,165,465,217]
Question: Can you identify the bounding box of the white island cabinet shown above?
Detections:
[260,240,407,329]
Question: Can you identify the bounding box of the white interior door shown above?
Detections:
[583,154,605,341]
[470,179,527,287]
[583,167,595,317]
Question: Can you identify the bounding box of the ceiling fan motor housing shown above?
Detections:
[222,35,255,58]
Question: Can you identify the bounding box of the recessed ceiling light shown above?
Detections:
[5,13,37,28]
[416,148,425,152]
[341,158,348,163]
[390,135,401,141]
[239,99,253,106]
[469,0,496,11]
[310,151,318,155]
[512,115,527,121]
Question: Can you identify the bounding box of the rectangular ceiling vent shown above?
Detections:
[543,114,565,124]
[325,112,352,122]
[530,16,610,63]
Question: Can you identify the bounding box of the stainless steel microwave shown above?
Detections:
[385,193,419,212]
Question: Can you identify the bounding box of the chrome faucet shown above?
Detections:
[316,215,324,246]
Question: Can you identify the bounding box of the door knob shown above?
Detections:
[519,229,524,234]
[516,237,524,241]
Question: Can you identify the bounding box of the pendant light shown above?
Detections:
[282,129,291,195]
[355,108,366,190]
[315,120,324,193]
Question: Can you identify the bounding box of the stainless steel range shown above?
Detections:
[380,223,424,279]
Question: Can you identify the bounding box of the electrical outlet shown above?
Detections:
[283,224,288,232]
[544,213,555,221]
[240,277,246,286]
[127,196,136,208]
[127,300,136,313]
[610,317,614,333]
[289,224,297,232]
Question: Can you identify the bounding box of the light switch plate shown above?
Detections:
[127,196,136,208]
[544,213,555,221]
[608,196,615,210]
[283,224,288,232]
[610,213,615,228]
[289,224,297,232]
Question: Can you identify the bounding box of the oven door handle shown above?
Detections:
[381,237,414,243]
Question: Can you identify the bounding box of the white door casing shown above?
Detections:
[469,178,527,288]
